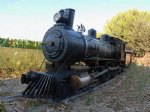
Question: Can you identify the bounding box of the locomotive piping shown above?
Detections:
[83,36,88,57]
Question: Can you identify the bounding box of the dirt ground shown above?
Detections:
[0,54,150,112]
[0,65,150,112]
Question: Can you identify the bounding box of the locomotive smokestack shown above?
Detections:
[65,8,75,29]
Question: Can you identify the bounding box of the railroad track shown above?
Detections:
[0,72,127,112]
[0,74,121,103]
[0,65,129,112]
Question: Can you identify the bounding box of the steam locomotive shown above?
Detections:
[21,8,132,100]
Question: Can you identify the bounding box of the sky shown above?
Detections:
[0,0,150,41]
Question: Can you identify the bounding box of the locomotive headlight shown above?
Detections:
[53,13,61,22]
[53,9,68,23]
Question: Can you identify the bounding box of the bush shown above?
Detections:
[104,9,150,57]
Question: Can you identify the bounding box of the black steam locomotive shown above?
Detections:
[21,8,132,100]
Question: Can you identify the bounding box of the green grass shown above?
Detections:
[0,47,45,79]
[137,66,150,100]
[0,81,6,86]
[124,63,150,101]
[85,95,94,106]
[0,101,6,112]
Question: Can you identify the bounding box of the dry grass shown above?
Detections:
[24,99,43,108]
[133,53,150,66]
[0,91,11,96]
[0,47,45,79]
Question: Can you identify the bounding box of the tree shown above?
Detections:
[104,9,150,56]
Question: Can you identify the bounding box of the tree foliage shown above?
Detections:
[0,37,41,49]
[104,9,150,56]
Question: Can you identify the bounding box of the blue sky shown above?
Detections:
[0,0,150,41]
